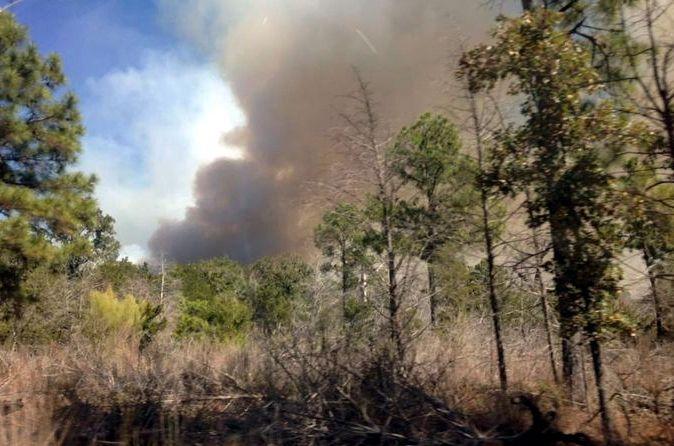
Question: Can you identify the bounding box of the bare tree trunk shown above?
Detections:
[428,262,438,325]
[340,246,348,320]
[644,0,674,169]
[469,90,508,392]
[522,0,534,11]
[339,70,411,367]
[159,252,166,306]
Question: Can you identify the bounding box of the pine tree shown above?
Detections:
[391,113,478,325]
[314,202,369,318]
[0,12,98,311]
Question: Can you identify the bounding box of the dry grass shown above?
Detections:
[0,317,671,445]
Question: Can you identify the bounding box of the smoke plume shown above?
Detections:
[150,0,500,263]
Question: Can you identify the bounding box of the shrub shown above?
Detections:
[173,258,247,301]
[86,288,165,346]
[0,267,88,344]
[175,294,252,342]
[247,255,313,332]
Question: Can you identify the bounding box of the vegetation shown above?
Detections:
[1,3,674,445]
[0,12,99,314]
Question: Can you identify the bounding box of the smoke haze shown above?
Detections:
[150,0,506,263]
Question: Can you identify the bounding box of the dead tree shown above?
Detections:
[335,71,408,361]
[466,88,509,393]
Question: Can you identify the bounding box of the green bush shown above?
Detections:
[173,258,247,301]
[175,294,252,342]
[0,267,85,344]
[95,260,156,294]
[248,255,313,332]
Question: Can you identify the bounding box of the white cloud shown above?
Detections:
[79,51,245,261]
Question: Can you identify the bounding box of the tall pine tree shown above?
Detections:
[0,12,99,312]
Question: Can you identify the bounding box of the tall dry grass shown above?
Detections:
[0,316,671,445]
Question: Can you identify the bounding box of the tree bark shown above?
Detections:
[526,189,559,383]
[428,262,438,325]
[559,306,579,395]
[482,189,508,393]
[469,91,508,392]
[643,247,666,339]
[548,201,579,396]
[535,265,560,383]
[588,336,616,444]
[340,244,348,320]
[383,200,403,359]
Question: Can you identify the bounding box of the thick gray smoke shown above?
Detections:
[150,0,501,263]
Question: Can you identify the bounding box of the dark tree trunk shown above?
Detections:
[526,189,559,383]
[548,204,579,397]
[469,91,508,393]
[588,336,616,444]
[340,245,348,320]
[383,204,403,360]
[482,187,508,392]
[428,263,437,325]
[559,312,579,395]
[664,108,674,169]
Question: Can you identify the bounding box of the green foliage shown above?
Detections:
[434,254,533,324]
[0,266,82,343]
[620,160,674,260]
[434,250,473,314]
[343,295,372,325]
[361,194,416,257]
[139,299,167,350]
[314,202,369,293]
[0,12,99,309]
[392,113,478,262]
[87,288,142,336]
[171,257,250,341]
[170,255,314,340]
[173,257,247,301]
[96,259,155,295]
[459,9,648,340]
[175,294,252,342]
[66,210,121,275]
[248,255,313,332]
[86,288,164,346]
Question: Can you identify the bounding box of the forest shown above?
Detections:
[1,0,673,445]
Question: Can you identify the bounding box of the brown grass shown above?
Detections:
[0,317,671,445]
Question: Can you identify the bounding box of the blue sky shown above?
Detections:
[11,0,245,261]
